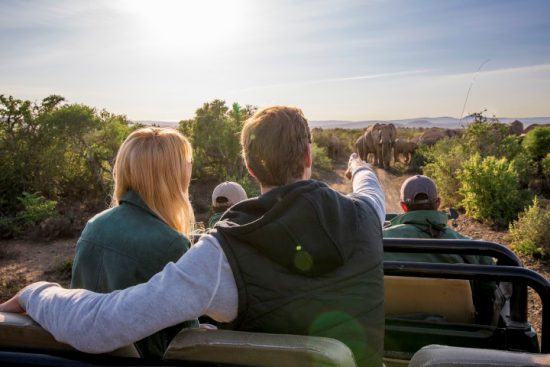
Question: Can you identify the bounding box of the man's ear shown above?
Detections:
[304,143,313,168]
[435,197,441,210]
[400,202,409,213]
[245,162,256,179]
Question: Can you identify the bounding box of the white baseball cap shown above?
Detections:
[212,181,248,206]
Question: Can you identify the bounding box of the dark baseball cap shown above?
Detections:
[400,175,438,204]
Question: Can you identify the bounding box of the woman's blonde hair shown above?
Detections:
[112,127,195,237]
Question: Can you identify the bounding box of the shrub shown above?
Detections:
[510,151,537,186]
[179,101,255,181]
[542,154,550,178]
[458,154,530,226]
[509,197,550,259]
[407,144,429,173]
[523,127,550,161]
[312,143,333,171]
[423,138,469,207]
[464,119,511,158]
[0,192,57,237]
[227,175,260,198]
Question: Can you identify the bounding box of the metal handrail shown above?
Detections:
[384,261,550,353]
[383,238,522,266]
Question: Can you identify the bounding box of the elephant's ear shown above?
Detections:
[389,123,397,139]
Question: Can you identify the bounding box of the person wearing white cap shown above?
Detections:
[208,181,248,228]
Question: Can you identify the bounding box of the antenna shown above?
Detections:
[460,59,490,120]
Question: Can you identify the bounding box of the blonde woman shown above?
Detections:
[70,127,198,359]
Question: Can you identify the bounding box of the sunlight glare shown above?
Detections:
[121,0,245,47]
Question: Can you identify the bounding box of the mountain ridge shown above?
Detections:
[134,117,550,129]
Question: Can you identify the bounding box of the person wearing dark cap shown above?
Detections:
[384,174,495,324]
[383,175,464,245]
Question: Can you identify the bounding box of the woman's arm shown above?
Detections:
[1,235,238,354]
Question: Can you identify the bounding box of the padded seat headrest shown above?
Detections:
[384,276,476,323]
[0,312,140,358]
[409,344,550,367]
[164,328,356,367]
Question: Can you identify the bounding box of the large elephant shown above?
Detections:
[355,123,379,164]
[394,138,417,164]
[372,123,396,169]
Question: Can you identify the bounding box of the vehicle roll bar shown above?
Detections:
[384,261,550,353]
[383,238,522,266]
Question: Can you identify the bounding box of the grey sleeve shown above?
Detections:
[19,235,238,354]
[350,166,386,226]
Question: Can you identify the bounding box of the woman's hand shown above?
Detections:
[0,291,25,313]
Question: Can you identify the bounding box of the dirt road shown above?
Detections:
[326,163,412,214]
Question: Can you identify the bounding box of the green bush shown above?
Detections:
[542,154,550,178]
[510,151,537,186]
[312,143,333,171]
[227,175,260,198]
[0,95,132,225]
[423,138,469,207]
[407,144,429,173]
[0,192,57,237]
[458,154,530,226]
[464,119,511,158]
[179,101,255,181]
[509,197,550,259]
[523,127,550,161]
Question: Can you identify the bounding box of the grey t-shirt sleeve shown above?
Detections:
[350,166,386,226]
[19,235,238,354]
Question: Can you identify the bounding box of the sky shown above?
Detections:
[1,0,550,121]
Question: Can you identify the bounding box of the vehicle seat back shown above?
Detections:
[409,344,550,366]
[0,312,140,358]
[164,328,356,367]
[384,276,476,323]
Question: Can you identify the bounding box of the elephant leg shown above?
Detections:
[375,147,382,166]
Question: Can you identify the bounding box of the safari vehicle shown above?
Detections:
[0,237,548,367]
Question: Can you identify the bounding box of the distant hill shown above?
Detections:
[135,120,178,127]
[310,117,550,129]
[133,117,550,130]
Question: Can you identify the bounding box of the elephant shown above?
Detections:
[372,123,396,169]
[356,123,396,169]
[508,120,524,136]
[394,138,417,164]
[418,128,458,146]
[355,123,379,164]
[326,135,341,159]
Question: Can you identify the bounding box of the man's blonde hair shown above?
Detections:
[241,106,311,186]
[112,127,195,236]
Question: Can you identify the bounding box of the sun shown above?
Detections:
[120,0,245,47]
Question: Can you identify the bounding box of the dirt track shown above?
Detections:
[325,162,412,214]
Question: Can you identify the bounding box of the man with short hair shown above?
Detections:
[1,106,386,367]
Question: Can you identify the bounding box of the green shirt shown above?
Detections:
[208,211,223,228]
[383,210,486,264]
[71,190,198,358]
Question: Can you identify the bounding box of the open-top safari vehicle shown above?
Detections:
[0,235,549,366]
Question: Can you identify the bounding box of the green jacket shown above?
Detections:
[383,210,488,264]
[208,211,223,229]
[71,190,198,358]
